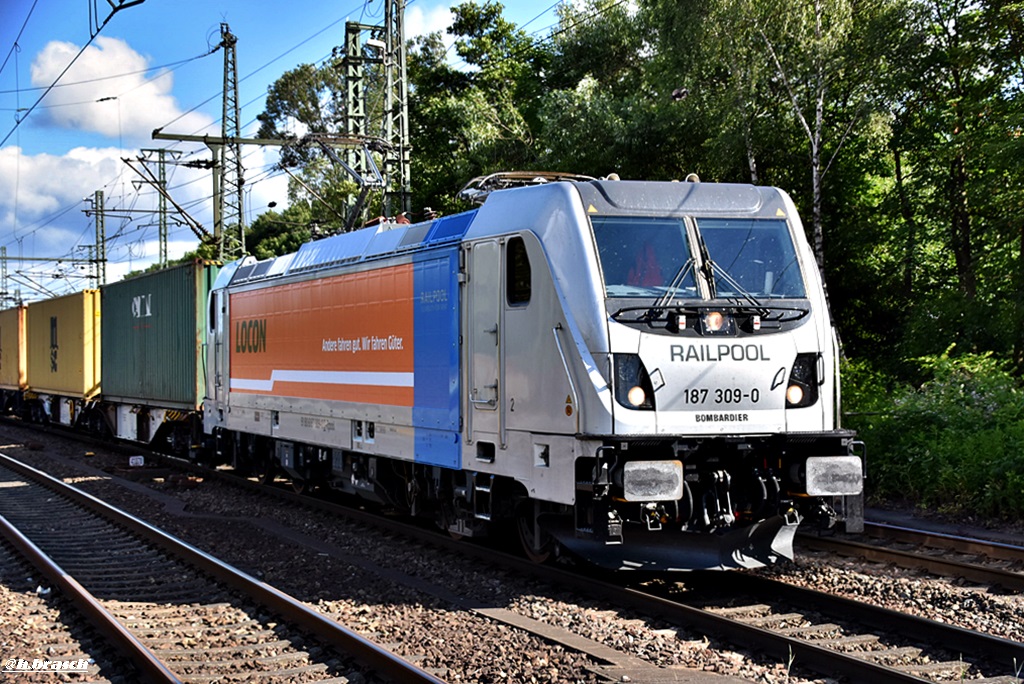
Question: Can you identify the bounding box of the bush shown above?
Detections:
[842,349,1024,519]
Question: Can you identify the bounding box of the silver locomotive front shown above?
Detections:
[543,180,863,570]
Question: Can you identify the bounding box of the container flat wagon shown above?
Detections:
[24,290,101,426]
[0,305,27,412]
[100,260,219,451]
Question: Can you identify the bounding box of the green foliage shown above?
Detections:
[407,2,549,213]
[257,61,346,141]
[844,350,1024,518]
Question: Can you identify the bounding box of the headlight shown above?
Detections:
[619,460,684,501]
[700,309,734,335]
[786,353,820,408]
[704,311,725,331]
[614,354,656,410]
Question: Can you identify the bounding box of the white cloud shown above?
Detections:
[406,4,455,41]
[0,145,121,218]
[0,143,214,289]
[1,137,291,285]
[103,238,200,284]
[1,36,299,297]
[30,36,214,141]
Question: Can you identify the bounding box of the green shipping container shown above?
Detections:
[101,260,219,410]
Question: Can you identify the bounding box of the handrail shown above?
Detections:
[551,323,580,432]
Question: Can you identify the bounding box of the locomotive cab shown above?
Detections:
[466,179,864,570]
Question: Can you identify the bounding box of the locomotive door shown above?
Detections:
[466,240,502,442]
[208,289,227,409]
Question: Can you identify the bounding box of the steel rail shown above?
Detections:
[605,583,931,683]
[0,452,446,684]
[864,521,1024,562]
[799,533,1024,592]
[703,573,1024,665]
[0,514,182,683]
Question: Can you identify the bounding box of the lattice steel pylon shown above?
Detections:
[341,0,410,220]
[93,189,106,285]
[383,0,411,216]
[140,148,181,267]
[219,22,244,260]
[0,247,7,304]
[344,21,370,181]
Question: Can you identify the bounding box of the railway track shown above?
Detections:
[442,535,1024,683]
[245,485,1024,682]
[0,537,134,682]
[0,452,445,684]
[6,426,1023,683]
[178,462,1024,682]
[637,572,1024,683]
[799,521,1024,592]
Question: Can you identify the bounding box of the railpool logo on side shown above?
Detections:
[235,318,267,353]
[4,658,90,672]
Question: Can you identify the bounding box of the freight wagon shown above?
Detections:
[24,290,101,426]
[99,260,219,451]
[0,305,27,412]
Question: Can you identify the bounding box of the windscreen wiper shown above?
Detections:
[705,257,768,312]
[651,257,695,311]
[694,225,716,299]
[690,219,767,311]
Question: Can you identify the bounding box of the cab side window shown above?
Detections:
[506,236,531,305]
[209,292,218,332]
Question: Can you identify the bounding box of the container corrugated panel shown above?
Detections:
[101,260,219,409]
[26,291,101,399]
[0,306,27,390]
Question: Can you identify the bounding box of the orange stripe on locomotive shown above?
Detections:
[228,263,415,407]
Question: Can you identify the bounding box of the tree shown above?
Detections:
[257,60,347,147]
[537,0,683,180]
[644,0,780,184]
[880,0,1023,358]
[756,0,904,271]
[407,2,554,212]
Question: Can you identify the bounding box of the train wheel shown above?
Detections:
[436,501,466,540]
[291,479,308,494]
[516,504,554,564]
[253,457,276,485]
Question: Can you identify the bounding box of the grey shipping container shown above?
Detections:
[101,260,219,409]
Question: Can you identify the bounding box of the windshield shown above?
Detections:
[696,218,805,298]
[592,217,696,298]
[593,215,806,301]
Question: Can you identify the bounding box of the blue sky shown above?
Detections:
[0,0,561,300]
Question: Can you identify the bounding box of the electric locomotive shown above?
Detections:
[204,176,863,571]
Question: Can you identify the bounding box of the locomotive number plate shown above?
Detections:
[680,387,761,404]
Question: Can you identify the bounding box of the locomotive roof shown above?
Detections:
[572,179,787,218]
[216,179,789,290]
[220,210,477,288]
